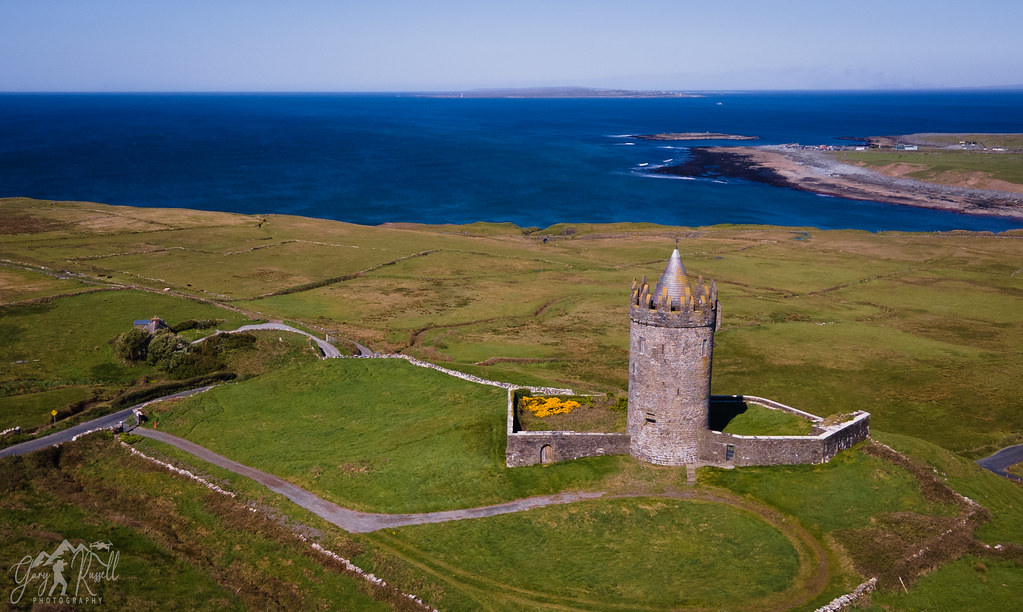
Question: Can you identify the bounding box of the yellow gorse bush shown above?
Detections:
[522,396,580,418]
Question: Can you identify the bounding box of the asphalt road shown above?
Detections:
[0,386,214,459]
[976,444,1023,482]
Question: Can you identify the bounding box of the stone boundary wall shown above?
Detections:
[814,577,877,612]
[505,389,631,467]
[340,354,573,395]
[700,409,870,467]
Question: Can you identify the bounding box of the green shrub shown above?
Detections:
[114,328,152,361]
[147,331,188,366]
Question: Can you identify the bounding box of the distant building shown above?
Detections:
[133,316,168,334]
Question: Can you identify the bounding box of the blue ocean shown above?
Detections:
[1,91,1021,232]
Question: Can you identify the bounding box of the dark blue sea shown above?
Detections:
[2,91,1022,232]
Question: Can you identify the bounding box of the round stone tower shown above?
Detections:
[627,248,719,465]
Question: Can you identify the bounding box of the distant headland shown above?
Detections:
[632,132,759,141]
[654,134,1023,219]
[421,87,701,99]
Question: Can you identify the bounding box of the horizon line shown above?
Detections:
[2,85,1022,95]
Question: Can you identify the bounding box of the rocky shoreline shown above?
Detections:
[654,146,1023,220]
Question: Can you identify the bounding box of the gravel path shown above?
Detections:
[195,322,343,357]
[135,428,606,532]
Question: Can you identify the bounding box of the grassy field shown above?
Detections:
[716,402,815,436]
[5,198,1023,607]
[153,358,634,513]
[389,498,801,609]
[897,133,1023,149]
[5,197,1023,455]
[831,149,1023,187]
[0,434,395,610]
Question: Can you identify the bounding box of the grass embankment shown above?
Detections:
[0,284,320,443]
[0,434,397,610]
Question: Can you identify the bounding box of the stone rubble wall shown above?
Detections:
[814,577,877,612]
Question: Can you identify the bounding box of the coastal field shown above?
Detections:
[3,197,1023,609]
[832,149,1023,193]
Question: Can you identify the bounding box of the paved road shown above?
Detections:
[135,428,605,533]
[976,444,1023,482]
[194,322,376,357]
[0,386,214,459]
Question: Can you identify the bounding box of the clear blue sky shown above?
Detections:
[2,0,1021,91]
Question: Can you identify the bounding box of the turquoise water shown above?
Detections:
[1,91,1021,231]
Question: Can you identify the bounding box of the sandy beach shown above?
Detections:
[656,146,1023,220]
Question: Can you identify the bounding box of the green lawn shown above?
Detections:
[390,497,801,609]
[155,358,630,513]
[716,402,815,436]
[701,445,957,533]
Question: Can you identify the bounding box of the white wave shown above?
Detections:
[636,172,697,180]
[615,142,635,146]
[637,162,648,167]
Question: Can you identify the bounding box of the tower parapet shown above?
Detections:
[627,248,720,465]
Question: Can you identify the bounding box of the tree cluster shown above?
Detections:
[114,328,257,379]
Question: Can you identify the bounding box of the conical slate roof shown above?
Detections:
[653,248,690,305]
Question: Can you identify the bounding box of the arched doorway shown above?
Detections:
[540,444,553,464]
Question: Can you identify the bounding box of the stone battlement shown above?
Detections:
[629,274,718,327]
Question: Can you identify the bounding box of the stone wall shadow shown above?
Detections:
[708,397,747,432]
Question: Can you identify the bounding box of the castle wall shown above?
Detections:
[699,411,871,467]
[505,388,631,467]
[506,431,632,467]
